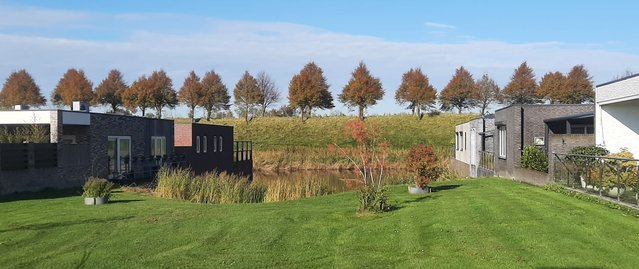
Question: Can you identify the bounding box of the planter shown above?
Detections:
[408,185,429,194]
[606,187,625,197]
[95,197,108,205]
[84,197,95,205]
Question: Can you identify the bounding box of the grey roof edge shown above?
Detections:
[543,112,595,123]
[494,103,593,113]
[596,73,639,88]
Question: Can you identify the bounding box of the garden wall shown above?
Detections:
[449,158,470,178]
[497,166,549,187]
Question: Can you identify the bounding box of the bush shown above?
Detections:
[521,145,548,172]
[357,185,389,213]
[82,177,114,199]
[407,144,441,188]
[255,176,334,202]
[155,167,266,204]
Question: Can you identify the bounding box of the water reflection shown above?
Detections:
[253,170,413,192]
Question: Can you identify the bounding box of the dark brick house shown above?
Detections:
[175,123,233,175]
[493,104,594,178]
[0,105,175,194]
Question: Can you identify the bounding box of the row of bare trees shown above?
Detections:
[0,61,597,121]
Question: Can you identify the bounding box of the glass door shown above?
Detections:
[108,136,131,178]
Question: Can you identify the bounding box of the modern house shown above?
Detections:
[175,123,253,179]
[595,74,639,157]
[493,104,594,182]
[0,103,176,194]
[452,115,495,177]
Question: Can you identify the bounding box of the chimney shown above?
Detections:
[72,101,90,112]
[14,105,30,110]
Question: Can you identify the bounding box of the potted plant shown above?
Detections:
[82,177,114,205]
[407,144,440,194]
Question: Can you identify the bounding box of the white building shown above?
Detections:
[595,74,639,157]
[454,116,495,177]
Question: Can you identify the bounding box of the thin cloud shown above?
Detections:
[425,22,456,30]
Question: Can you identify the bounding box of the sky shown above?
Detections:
[1,0,639,117]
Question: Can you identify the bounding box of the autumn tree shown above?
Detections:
[122,75,153,116]
[564,65,594,104]
[200,70,230,120]
[439,66,478,113]
[395,68,436,118]
[475,74,501,116]
[0,69,46,108]
[51,68,94,107]
[147,70,177,118]
[94,69,128,112]
[256,71,280,117]
[339,62,384,120]
[233,71,263,123]
[288,62,334,121]
[537,71,566,104]
[178,71,204,121]
[502,62,539,104]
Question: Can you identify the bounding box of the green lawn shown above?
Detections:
[1,178,638,268]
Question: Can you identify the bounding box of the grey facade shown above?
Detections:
[493,104,594,178]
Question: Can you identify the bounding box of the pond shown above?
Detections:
[253,169,413,192]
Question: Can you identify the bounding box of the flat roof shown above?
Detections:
[494,103,593,113]
[596,73,639,88]
[544,112,594,123]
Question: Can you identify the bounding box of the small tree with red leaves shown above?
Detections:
[330,119,390,213]
[407,144,441,190]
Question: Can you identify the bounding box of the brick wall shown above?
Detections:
[174,124,193,146]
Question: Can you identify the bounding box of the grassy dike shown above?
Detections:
[177,113,477,171]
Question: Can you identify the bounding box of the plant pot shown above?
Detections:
[94,197,108,205]
[84,197,95,205]
[408,185,429,194]
[607,187,625,197]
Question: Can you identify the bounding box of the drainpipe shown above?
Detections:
[520,106,524,155]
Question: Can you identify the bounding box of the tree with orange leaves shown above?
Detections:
[234,71,263,124]
[395,68,436,118]
[51,68,94,107]
[200,70,230,120]
[179,71,204,121]
[339,62,384,120]
[0,69,46,108]
[288,62,334,121]
[537,71,566,104]
[439,66,478,113]
[122,75,153,116]
[502,61,540,104]
[95,69,128,112]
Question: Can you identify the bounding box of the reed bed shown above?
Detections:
[155,167,266,204]
[253,174,336,202]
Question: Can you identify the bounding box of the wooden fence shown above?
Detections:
[0,143,58,171]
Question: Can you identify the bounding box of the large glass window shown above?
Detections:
[107,136,131,177]
[203,136,208,153]
[196,136,200,153]
[151,136,166,157]
[213,136,217,152]
[498,126,507,159]
[219,136,223,152]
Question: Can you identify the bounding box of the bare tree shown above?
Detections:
[256,71,280,117]
[475,74,501,116]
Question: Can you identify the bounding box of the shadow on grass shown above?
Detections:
[0,188,82,203]
[430,184,461,192]
[389,195,435,211]
[0,215,134,233]
[109,199,143,204]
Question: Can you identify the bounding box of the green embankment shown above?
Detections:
[2,178,639,268]
[177,114,477,170]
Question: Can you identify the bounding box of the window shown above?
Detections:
[196,136,200,153]
[455,132,459,150]
[219,136,223,152]
[498,126,507,159]
[464,132,467,150]
[213,136,217,152]
[107,136,131,177]
[570,124,594,134]
[203,136,208,153]
[151,136,166,157]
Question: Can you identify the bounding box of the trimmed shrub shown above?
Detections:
[521,145,548,172]
[82,177,114,199]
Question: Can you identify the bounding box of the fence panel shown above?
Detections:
[34,143,58,168]
[59,144,90,167]
[0,144,28,170]
[553,153,639,206]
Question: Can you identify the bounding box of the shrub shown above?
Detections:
[600,148,638,189]
[357,185,389,213]
[407,144,441,188]
[82,177,114,199]
[155,167,266,204]
[521,145,548,172]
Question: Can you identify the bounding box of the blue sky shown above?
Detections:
[1,0,639,117]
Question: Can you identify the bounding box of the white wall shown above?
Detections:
[0,111,53,124]
[596,100,639,157]
[455,122,471,164]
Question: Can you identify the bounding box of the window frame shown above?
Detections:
[203,136,208,153]
[196,136,201,153]
[498,126,507,159]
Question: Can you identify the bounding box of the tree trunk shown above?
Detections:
[245,106,249,124]
[206,108,212,120]
[111,103,118,113]
[141,107,146,117]
[299,107,305,122]
[457,106,462,114]
[156,106,162,119]
[480,105,486,116]
[416,105,422,119]
[262,105,267,117]
[358,106,365,121]
[188,105,195,121]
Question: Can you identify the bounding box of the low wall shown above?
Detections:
[498,166,549,187]
[0,165,90,195]
[449,158,470,178]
